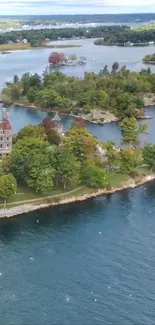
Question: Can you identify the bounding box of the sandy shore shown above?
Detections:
[0,174,155,219]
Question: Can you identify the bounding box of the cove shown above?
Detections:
[5,104,155,144]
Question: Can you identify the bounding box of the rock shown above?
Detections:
[81,109,118,124]
[143,94,155,107]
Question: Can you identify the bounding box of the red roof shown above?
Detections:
[0,120,12,131]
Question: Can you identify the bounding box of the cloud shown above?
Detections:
[0,0,155,15]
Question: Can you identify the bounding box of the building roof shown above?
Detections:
[0,120,12,131]
[52,112,61,122]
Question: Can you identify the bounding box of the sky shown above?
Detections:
[0,0,155,15]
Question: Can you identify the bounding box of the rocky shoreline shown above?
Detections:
[0,174,155,219]
[4,96,154,125]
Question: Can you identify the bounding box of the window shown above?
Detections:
[7,137,9,141]
[0,144,3,148]
[0,137,3,141]
[7,144,9,149]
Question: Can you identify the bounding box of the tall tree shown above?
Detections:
[143,144,155,171]
[0,174,17,208]
[120,147,138,174]
[120,117,148,147]
[55,148,81,189]
[82,161,108,188]
[15,125,47,142]
[63,126,98,161]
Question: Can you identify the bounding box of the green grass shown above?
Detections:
[0,185,86,208]
[108,172,129,187]
[134,166,150,175]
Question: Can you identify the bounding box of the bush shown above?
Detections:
[129,170,139,178]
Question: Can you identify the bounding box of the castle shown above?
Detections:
[0,108,12,156]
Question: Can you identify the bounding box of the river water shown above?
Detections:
[1,38,155,89]
[1,40,155,325]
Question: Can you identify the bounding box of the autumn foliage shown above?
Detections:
[48,52,66,65]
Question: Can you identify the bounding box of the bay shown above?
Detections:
[0,37,155,325]
[1,38,155,90]
[0,183,155,324]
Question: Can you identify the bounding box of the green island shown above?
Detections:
[94,24,155,46]
[0,111,155,216]
[143,53,155,64]
[1,24,155,48]
[1,65,155,123]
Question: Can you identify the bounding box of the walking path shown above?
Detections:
[0,186,84,209]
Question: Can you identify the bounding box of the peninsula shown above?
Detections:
[0,105,154,217]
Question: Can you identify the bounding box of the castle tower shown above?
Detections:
[0,107,12,155]
[51,112,63,134]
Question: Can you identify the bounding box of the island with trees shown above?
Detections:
[1,112,155,217]
[143,53,155,64]
[2,64,155,124]
[1,24,155,49]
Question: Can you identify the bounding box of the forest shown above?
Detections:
[0,25,127,46]
[94,28,155,45]
[2,64,154,120]
[1,24,155,47]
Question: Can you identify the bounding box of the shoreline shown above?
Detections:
[0,44,82,53]
[10,102,119,125]
[0,174,155,219]
[8,102,154,126]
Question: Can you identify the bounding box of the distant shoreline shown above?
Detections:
[0,43,82,53]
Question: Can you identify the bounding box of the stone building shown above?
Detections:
[0,108,12,156]
[51,112,63,135]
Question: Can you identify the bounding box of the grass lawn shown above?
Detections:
[135,166,150,175]
[0,185,87,208]
[108,172,129,187]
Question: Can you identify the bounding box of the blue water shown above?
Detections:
[1,183,155,324]
[1,40,155,324]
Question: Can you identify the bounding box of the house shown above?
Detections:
[22,39,28,44]
[0,108,12,156]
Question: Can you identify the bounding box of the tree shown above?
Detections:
[27,87,37,103]
[120,147,138,174]
[0,174,17,208]
[112,61,119,73]
[120,117,148,147]
[102,141,120,171]
[48,52,66,65]
[26,153,55,193]
[21,72,31,94]
[0,154,12,173]
[15,125,47,142]
[13,75,19,84]
[142,144,155,171]
[11,137,49,181]
[99,65,110,77]
[63,126,98,161]
[82,161,108,188]
[55,148,81,189]
[10,85,21,101]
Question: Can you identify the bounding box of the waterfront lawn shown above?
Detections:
[135,166,150,175]
[108,173,129,187]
